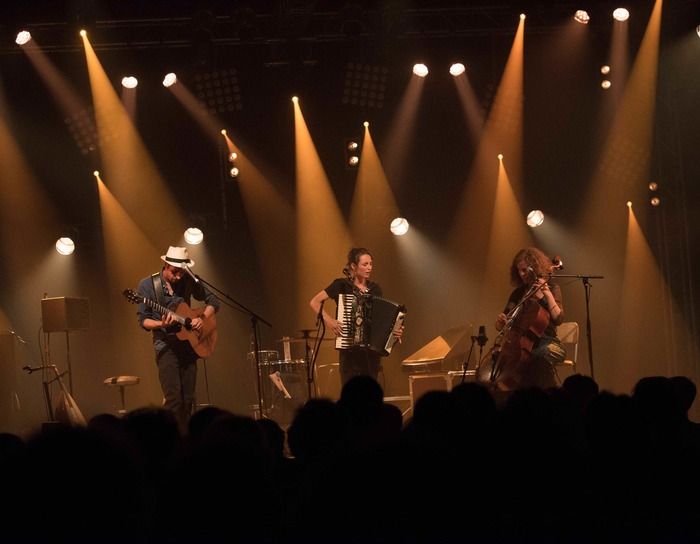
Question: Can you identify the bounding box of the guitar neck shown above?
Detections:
[142,297,185,324]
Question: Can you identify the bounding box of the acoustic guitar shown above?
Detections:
[122,288,217,358]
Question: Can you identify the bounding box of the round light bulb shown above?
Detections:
[526,210,545,228]
[184,227,204,245]
[390,217,410,236]
[56,237,75,255]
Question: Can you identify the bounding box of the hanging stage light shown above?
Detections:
[613,8,630,22]
[526,210,545,228]
[449,63,465,77]
[56,237,75,255]
[121,76,138,89]
[574,10,590,24]
[15,31,32,45]
[184,227,204,245]
[412,64,428,77]
[390,217,410,236]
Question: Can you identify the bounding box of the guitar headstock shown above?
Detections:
[122,289,143,305]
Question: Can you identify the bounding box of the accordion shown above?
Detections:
[336,293,406,356]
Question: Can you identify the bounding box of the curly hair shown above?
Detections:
[509,247,553,286]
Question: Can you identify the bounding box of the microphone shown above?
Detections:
[476,325,488,348]
[183,264,199,283]
[551,256,564,270]
[526,266,537,280]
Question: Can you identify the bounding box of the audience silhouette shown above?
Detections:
[1,372,698,541]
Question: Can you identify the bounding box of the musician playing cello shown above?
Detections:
[136,246,220,432]
[310,247,403,387]
[492,247,565,390]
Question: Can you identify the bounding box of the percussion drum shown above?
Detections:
[257,357,309,427]
[267,359,308,373]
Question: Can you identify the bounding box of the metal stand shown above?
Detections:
[195,358,213,409]
[187,271,272,420]
[552,273,604,380]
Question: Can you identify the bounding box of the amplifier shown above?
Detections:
[408,370,476,408]
[41,297,90,332]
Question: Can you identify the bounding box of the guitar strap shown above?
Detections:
[151,272,165,306]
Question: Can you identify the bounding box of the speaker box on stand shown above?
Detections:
[41,297,90,333]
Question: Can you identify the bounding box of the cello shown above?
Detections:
[484,281,552,391]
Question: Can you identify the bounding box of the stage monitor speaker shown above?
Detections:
[408,370,477,409]
[41,297,90,332]
[409,373,451,409]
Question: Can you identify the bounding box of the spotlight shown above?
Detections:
[162,73,177,87]
[626,201,633,208]
[93,170,99,177]
[292,96,298,103]
[184,227,204,245]
[56,237,75,256]
[221,129,227,135]
[15,31,32,45]
[497,153,504,160]
[648,182,658,191]
[449,63,465,76]
[574,10,590,24]
[601,80,612,89]
[363,121,369,128]
[650,197,661,207]
[600,65,611,75]
[121,76,138,89]
[412,63,429,77]
[526,210,545,228]
[228,152,238,162]
[613,8,630,22]
[520,13,526,20]
[697,25,700,38]
[345,138,361,168]
[229,167,239,178]
[79,29,87,37]
[390,217,410,236]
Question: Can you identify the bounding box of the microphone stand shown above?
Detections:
[460,336,476,384]
[308,302,326,400]
[552,273,604,381]
[470,333,488,383]
[189,271,272,420]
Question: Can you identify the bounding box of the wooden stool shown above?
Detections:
[103,375,140,415]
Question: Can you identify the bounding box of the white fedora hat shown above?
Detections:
[160,246,195,268]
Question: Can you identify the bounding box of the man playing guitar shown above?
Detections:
[135,246,219,432]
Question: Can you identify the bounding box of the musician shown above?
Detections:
[136,246,220,431]
[310,247,403,386]
[493,247,565,389]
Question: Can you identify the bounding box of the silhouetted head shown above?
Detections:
[562,373,599,411]
[633,376,684,425]
[670,376,696,416]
